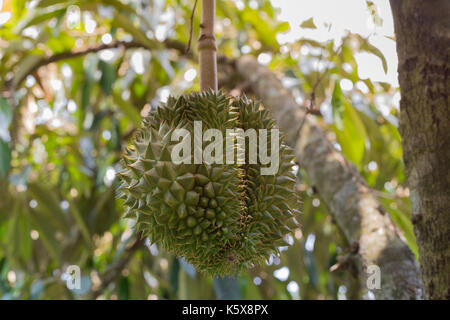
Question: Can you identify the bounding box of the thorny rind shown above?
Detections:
[117,90,301,276]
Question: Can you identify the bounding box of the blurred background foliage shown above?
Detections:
[0,0,415,299]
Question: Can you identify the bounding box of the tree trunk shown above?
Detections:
[390,0,450,299]
[233,56,423,300]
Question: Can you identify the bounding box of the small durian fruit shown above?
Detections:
[117,90,300,276]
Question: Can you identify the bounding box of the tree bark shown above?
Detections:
[234,56,423,300]
[390,0,450,299]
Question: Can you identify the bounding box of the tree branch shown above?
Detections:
[4,39,190,93]
[234,55,423,300]
[89,233,145,299]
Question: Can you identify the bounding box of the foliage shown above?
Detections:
[0,0,414,299]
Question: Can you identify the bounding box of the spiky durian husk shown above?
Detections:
[117,90,300,275]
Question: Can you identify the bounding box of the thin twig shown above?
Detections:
[185,0,199,54]
[298,44,343,134]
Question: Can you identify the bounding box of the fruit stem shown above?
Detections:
[197,0,217,91]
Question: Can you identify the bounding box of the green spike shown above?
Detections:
[164,191,178,208]
[217,211,226,220]
[276,175,296,185]
[209,199,218,208]
[186,217,197,228]
[144,168,159,185]
[195,208,205,218]
[212,182,224,195]
[177,203,187,219]
[177,220,187,231]
[193,225,202,236]
[124,195,135,206]
[204,182,215,198]
[170,181,185,201]
[195,174,210,186]
[155,203,171,225]
[205,209,216,219]
[185,191,200,206]
[187,205,197,215]
[145,143,155,159]
[162,163,176,180]
[123,207,135,219]
[176,173,195,190]
[160,146,172,161]
[199,197,209,208]
[157,178,172,191]
[210,166,225,181]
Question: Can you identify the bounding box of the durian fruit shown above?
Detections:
[117,90,300,276]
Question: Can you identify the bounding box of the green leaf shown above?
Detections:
[339,103,367,165]
[275,21,290,33]
[37,0,70,8]
[0,140,11,178]
[47,31,76,54]
[331,81,345,130]
[11,0,27,20]
[0,97,12,146]
[380,198,418,258]
[99,60,116,96]
[99,0,152,31]
[0,97,13,127]
[67,198,92,247]
[155,51,175,79]
[366,1,383,27]
[112,92,141,127]
[27,207,61,262]
[112,12,156,50]
[360,39,388,74]
[79,57,96,128]
[27,183,71,234]
[22,8,67,29]
[331,81,367,165]
[5,201,32,264]
[118,276,130,300]
[242,8,279,49]
[300,17,317,29]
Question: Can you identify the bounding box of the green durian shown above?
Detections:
[117,90,300,276]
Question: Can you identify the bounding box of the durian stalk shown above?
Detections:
[198,0,217,91]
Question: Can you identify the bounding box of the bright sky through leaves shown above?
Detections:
[270,0,398,86]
